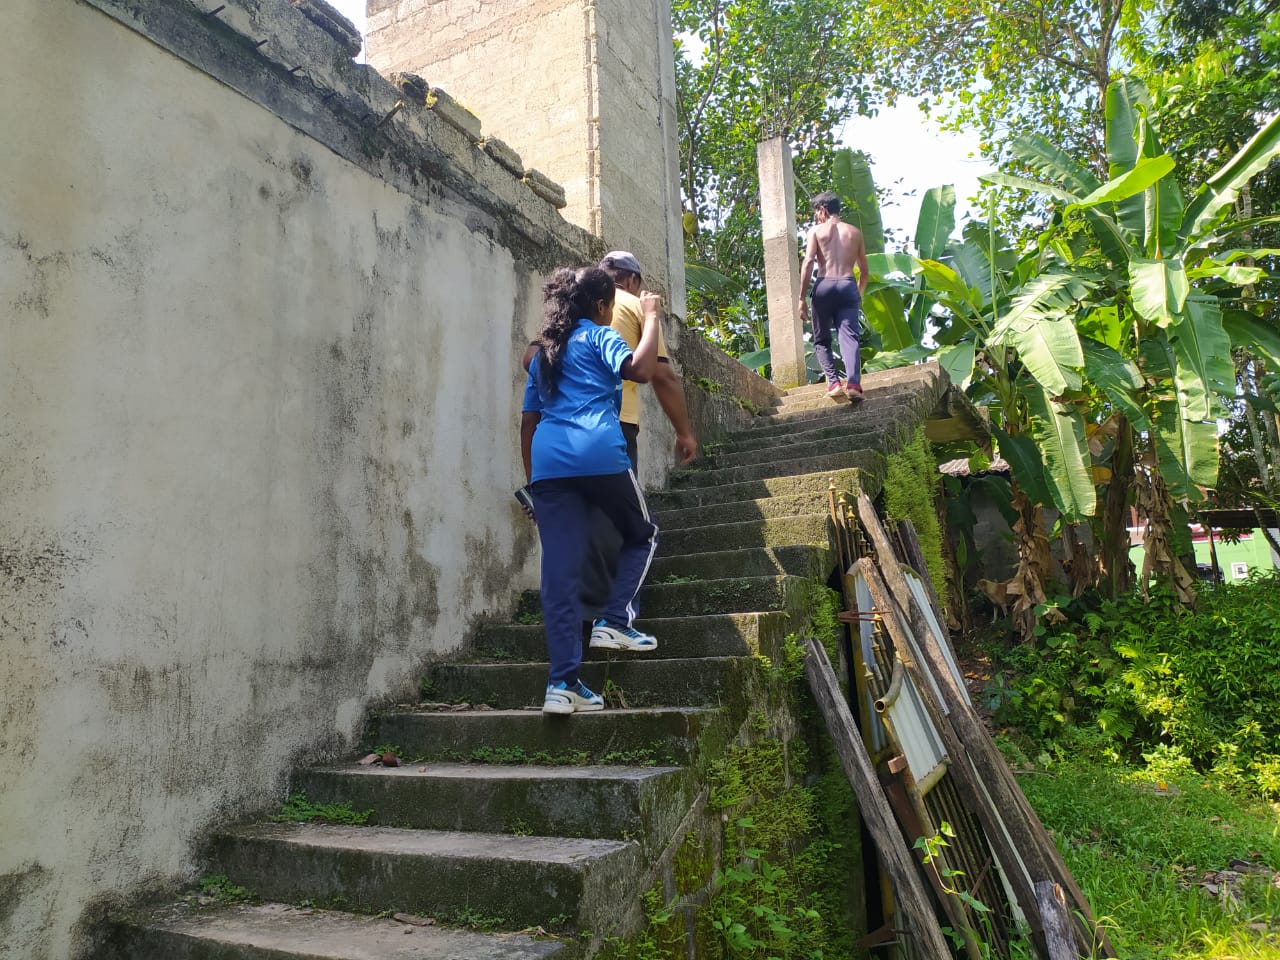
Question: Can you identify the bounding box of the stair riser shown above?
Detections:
[469,612,788,662]
[711,421,889,458]
[426,657,753,710]
[647,467,871,511]
[653,545,831,583]
[207,833,642,932]
[781,364,940,400]
[669,449,882,490]
[741,393,932,435]
[293,767,694,855]
[372,710,709,765]
[653,491,831,528]
[640,575,806,618]
[659,514,829,556]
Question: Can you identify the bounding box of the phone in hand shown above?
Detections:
[514,485,536,521]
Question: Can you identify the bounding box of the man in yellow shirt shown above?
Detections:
[597,251,697,468]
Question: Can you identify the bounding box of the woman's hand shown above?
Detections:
[640,291,663,323]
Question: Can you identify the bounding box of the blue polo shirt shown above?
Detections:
[523,318,632,482]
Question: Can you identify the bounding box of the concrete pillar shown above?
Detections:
[757,138,806,389]
[366,0,686,318]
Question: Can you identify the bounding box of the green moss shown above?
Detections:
[271,791,372,825]
[884,425,947,607]
[672,831,716,898]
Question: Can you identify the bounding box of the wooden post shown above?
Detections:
[803,639,955,960]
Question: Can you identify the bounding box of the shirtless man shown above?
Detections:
[798,191,870,402]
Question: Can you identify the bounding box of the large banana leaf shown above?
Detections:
[1180,110,1280,247]
[916,185,956,261]
[1081,338,1150,429]
[919,259,981,314]
[1025,384,1097,518]
[1223,308,1280,366]
[861,287,915,351]
[988,272,1090,394]
[1133,119,1186,256]
[685,262,743,297]
[1168,297,1235,419]
[1067,156,1177,214]
[833,149,886,255]
[979,172,1080,205]
[991,423,1054,508]
[1129,258,1190,326]
[865,344,933,371]
[1011,133,1101,197]
[1105,77,1150,178]
[866,253,921,277]
[936,340,976,391]
[1153,399,1219,500]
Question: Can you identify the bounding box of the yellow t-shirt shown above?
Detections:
[611,288,668,425]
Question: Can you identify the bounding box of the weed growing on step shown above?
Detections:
[443,907,508,931]
[660,573,697,584]
[516,610,544,624]
[601,747,660,767]
[272,791,372,825]
[197,875,255,904]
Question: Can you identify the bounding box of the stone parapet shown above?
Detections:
[80,0,588,270]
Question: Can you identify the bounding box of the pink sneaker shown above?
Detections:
[845,382,864,403]
[825,378,845,398]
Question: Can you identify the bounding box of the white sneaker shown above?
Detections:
[542,680,605,714]
[589,619,658,652]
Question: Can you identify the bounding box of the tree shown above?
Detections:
[673,0,871,350]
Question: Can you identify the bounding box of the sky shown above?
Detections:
[328,2,986,247]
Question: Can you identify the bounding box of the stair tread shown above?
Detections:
[387,705,718,719]
[308,762,682,781]
[222,821,635,863]
[128,900,564,958]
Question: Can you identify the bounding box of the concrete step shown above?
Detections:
[98,900,567,959]
[667,448,883,490]
[647,466,871,511]
[653,490,832,529]
[739,391,930,436]
[293,762,692,855]
[208,823,642,933]
[705,431,905,472]
[640,574,807,618]
[711,417,896,458]
[658,513,829,555]
[425,656,753,710]
[468,612,789,662]
[372,706,716,765]
[653,544,831,583]
[781,363,943,400]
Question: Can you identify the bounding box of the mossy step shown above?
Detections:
[668,448,883,490]
[659,513,829,555]
[294,763,692,855]
[653,490,834,529]
[97,901,566,960]
[372,706,716,765]
[468,612,790,662]
[711,417,901,457]
[647,467,873,511]
[207,823,642,934]
[703,430,906,471]
[653,544,831,583]
[640,574,807,617]
[780,363,943,400]
[739,391,935,435]
[425,656,754,710]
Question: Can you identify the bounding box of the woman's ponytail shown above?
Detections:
[534,266,615,396]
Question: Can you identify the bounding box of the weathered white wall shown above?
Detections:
[0,2,587,956]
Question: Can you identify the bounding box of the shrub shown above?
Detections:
[988,573,1280,797]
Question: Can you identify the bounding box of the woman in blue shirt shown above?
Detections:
[521,267,662,714]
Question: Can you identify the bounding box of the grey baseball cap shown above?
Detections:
[600,250,643,276]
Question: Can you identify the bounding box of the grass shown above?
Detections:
[271,791,373,825]
[198,874,255,903]
[1017,758,1280,959]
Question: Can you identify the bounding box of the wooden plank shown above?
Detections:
[857,494,1115,957]
[855,557,1047,958]
[1036,881,1081,960]
[803,639,954,960]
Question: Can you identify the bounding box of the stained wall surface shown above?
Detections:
[0,1,589,956]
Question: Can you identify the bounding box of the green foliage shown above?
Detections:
[197,874,255,903]
[989,574,1280,797]
[883,427,948,606]
[271,791,372,825]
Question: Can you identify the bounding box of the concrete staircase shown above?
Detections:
[96,363,951,960]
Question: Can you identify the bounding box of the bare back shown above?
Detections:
[810,218,863,279]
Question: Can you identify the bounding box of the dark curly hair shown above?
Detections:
[534,266,616,396]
